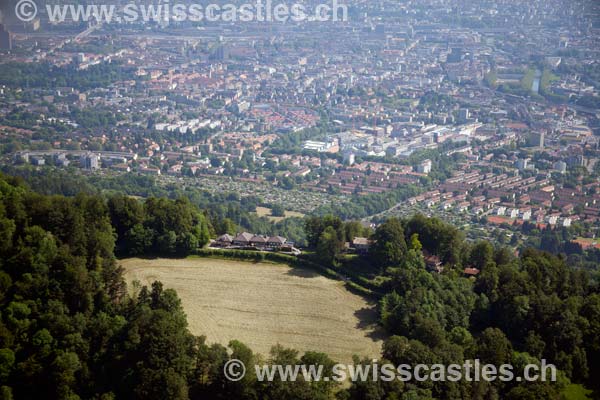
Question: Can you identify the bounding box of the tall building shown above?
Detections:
[528,131,545,149]
[553,161,567,174]
[0,24,11,50]
[516,158,530,171]
[210,45,229,61]
[566,154,585,167]
[343,150,356,166]
[416,159,432,174]
[80,153,100,170]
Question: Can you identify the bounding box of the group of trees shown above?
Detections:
[471,249,599,383]
[2,167,310,247]
[303,213,600,399]
[315,185,420,220]
[70,108,125,129]
[304,215,372,264]
[0,62,136,90]
[0,173,127,398]
[343,327,570,400]
[0,173,344,399]
[108,195,210,257]
[2,170,600,399]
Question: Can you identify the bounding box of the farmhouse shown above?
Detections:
[352,237,371,253]
[215,234,233,247]
[267,236,287,247]
[222,232,291,250]
[250,235,269,247]
[232,232,254,246]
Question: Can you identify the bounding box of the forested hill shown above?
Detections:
[0,173,344,399]
[304,214,600,399]
[1,173,600,399]
[0,173,197,398]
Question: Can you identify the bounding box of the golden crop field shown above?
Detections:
[121,257,383,363]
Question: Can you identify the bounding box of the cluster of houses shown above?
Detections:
[211,232,300,254]
[211,232,481,277]
[212,232,374,256]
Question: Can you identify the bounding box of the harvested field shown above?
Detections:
[121,257,383,363]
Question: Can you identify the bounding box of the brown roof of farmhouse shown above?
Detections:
[233,232,254,242]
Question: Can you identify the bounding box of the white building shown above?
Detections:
[416,159,432,174]
[80,153,99,170]
[302,140,336,153]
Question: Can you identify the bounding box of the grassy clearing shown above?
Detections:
[255,206,306,222]
[121,257,384,363]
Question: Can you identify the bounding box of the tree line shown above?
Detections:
[2,167,309,247]
[305,214,600,399]
[1,171,599,399]
[0,173,345,399]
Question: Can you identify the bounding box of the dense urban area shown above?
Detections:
[0,0,600,399]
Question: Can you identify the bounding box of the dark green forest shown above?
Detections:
[0,62,137,90]
[304,215,600,399]
[0,167,309,248]
[0,173,599,399]
[0,173,343,399]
